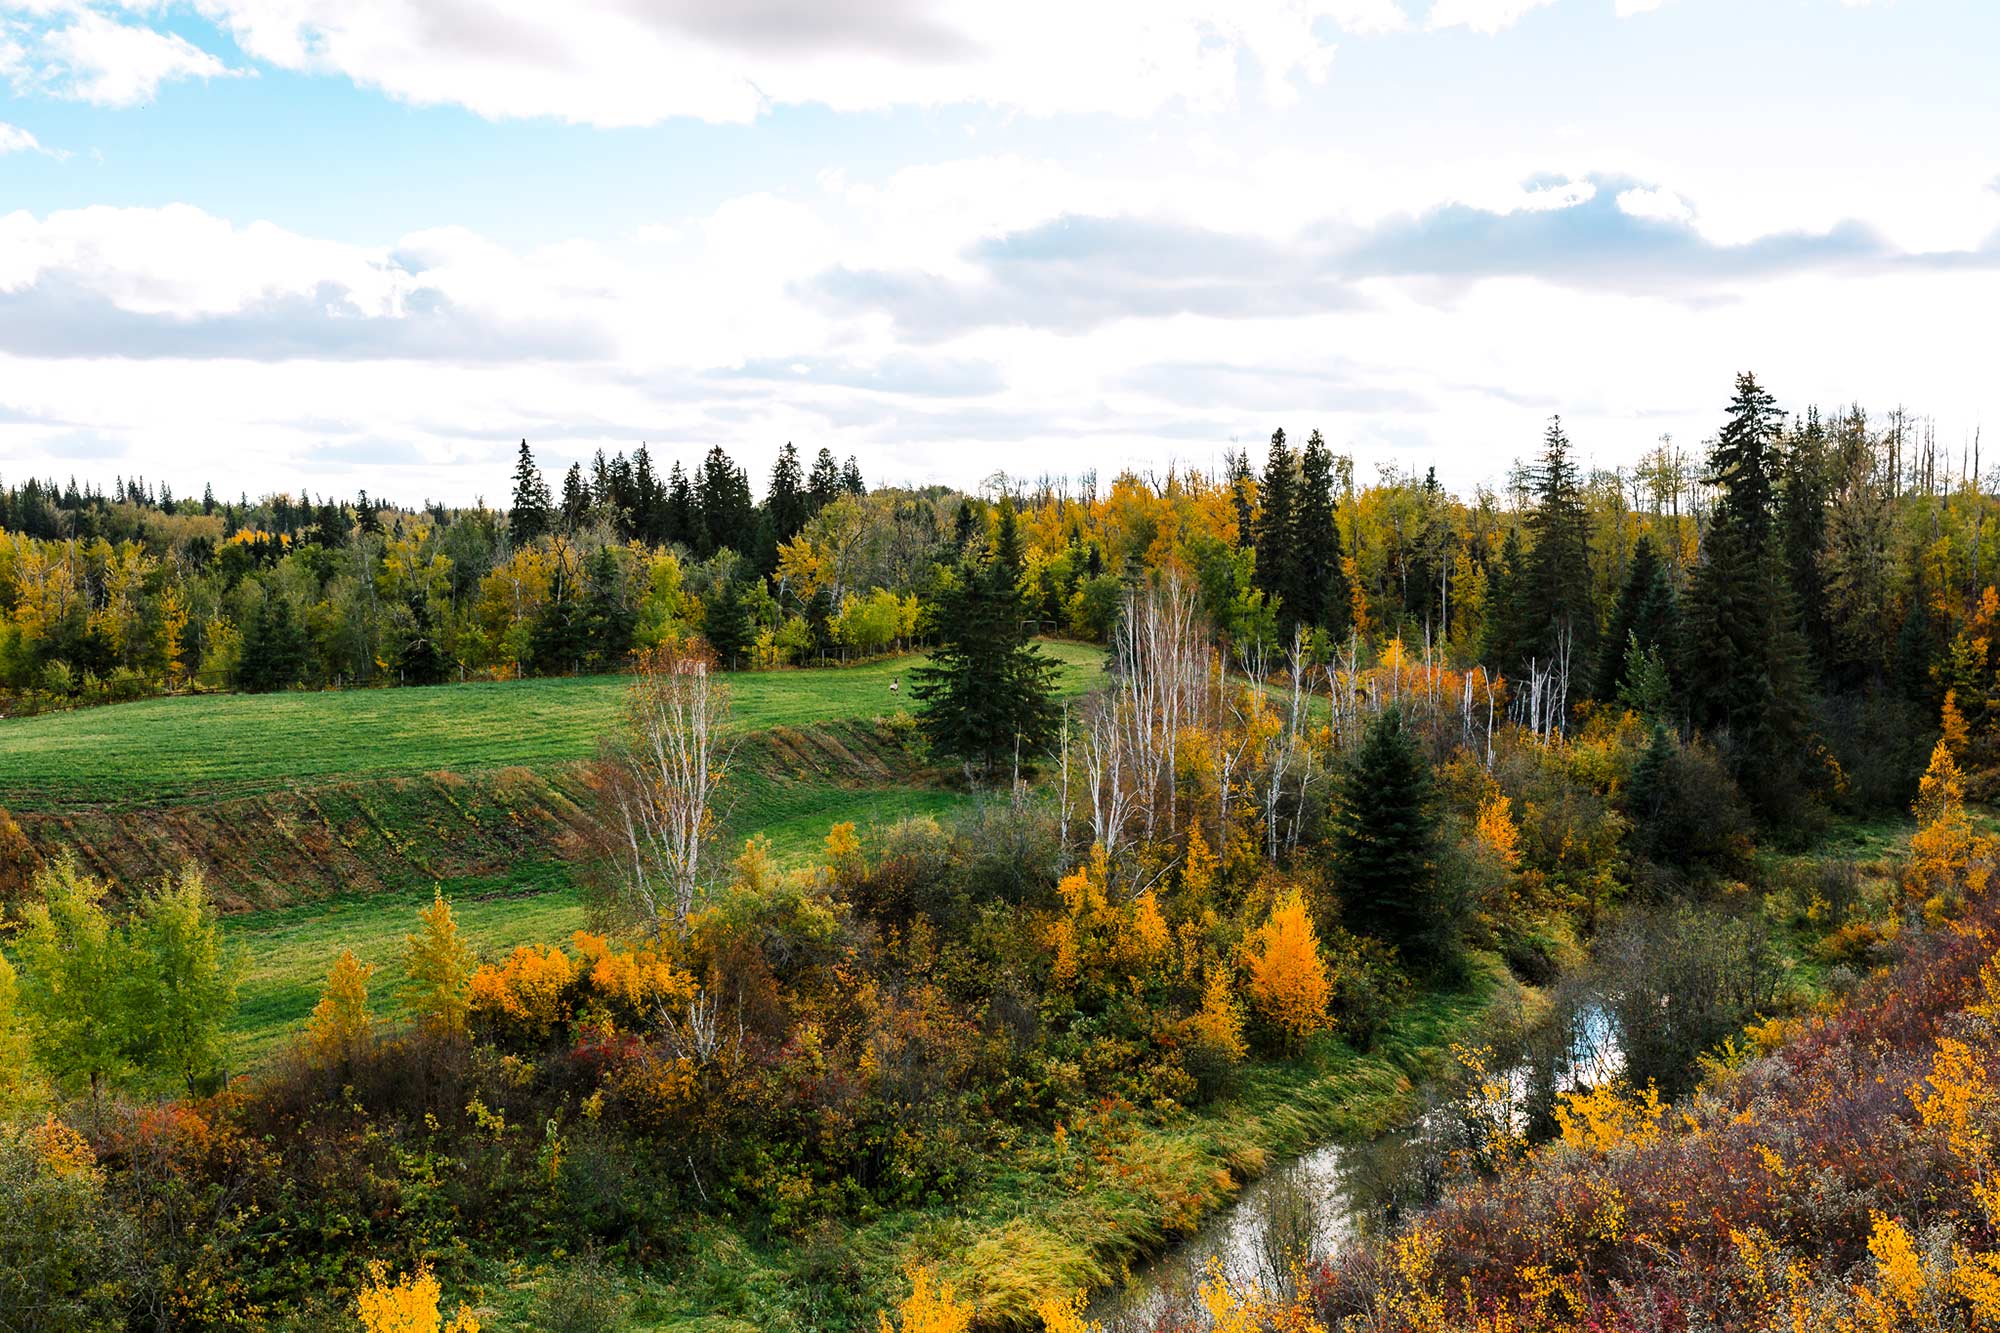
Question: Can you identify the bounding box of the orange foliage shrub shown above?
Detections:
[468,943,577,1041]
[877,1265,972,1333]
[355,1260,479,1333]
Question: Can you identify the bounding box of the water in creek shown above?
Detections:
[1086,1005,1622,1331]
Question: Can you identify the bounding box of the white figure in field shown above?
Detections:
[890,677,899,694]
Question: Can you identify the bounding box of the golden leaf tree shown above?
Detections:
[306,951,375,1059]
[877,1266,973,1333]
[1244,887,1331,1046]
[403,890,477,1038]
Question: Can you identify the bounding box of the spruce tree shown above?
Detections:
[1225,448,1256,548]
[509,440,552,546]
[1292,430,1351,638]
[1593,535,1675,702]
[703,577,755,669]
[559,462,591,532]
[1520,416,1596,697]
[1253,429,1299,634]
[235,591,306,692]
[840,455,865,496]
[1679,372,1816,813]
[1332,707,1449,969]
[696,446,754,557]
[1480,526,1536,673]
[399,595,453,685]
[580,546,635,669]
[808,447,842,512]
[768,442,810,543]
[911,543,1060,777]
[1780,407,1834,671]
[664,462,695,548]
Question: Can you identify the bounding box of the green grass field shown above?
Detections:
[17,645,1103,1065]
[0,642,1104,809]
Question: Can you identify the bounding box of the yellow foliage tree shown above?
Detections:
[159,585,190,688]
[467,944,576,1041]
[355,1260,480,1333]
[1473,792,1522,870]
[306,951,375,1059]
[877,1265,973,1333]
[1553,1079,1665,1153]
[1189,966,1248,1063]
[0,952,42,1112]
[1243,888,1331,1044]
[1906,739,1986,912]
[1181,821,1219,899]
[403,889,477,1038]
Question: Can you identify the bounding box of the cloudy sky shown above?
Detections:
[0,0,1993,504]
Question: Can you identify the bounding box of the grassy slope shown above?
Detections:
[0,645,1102,1067]
[0,642,1105,809]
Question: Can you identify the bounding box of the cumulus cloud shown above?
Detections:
[4,5,241,106]
[184,0,1396,125]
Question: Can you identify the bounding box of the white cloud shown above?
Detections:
[0,120,43,152]
[1615,0,1671,14]
[6,5,241,106]
[1426,0,1558,33]
[186,0,1398,126]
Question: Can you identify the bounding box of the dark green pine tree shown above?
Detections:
[952,499,980,552]
[579,546,636,669]
[1679,372,1816,814]
[807,447,842,513]
[1779,407,1834,670]
[559,462,591,533]
[992,495,1027,588]
[1593,534,1676,702]
[767,443,810,543]
[695,446,755,557]
[1332,706,1451,970]
[840,455,865,496]
[398,594,453,686]
[1521,416,1596,693]
[509,440,553,547]
[664,463,695,548]
[703,576,756,670]
[530,561,588,675]
[911,538,1061,778]
[234,591,307,693]
[1480,526,1536,673]
[1291,430,1351,638]
[1253,429,1299,634]
[630,445,664,545]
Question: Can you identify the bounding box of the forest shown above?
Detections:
[4,371,2000,1332]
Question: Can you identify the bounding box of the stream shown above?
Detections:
[1086,1005,1623,1330]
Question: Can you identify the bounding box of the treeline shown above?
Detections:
[1,374,1989,823]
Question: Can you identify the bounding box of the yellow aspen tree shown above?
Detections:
[876,1266,973,1333]
[1190,966,1248,1063]
[1181,821,1219,899]
[1244,887,1331,1045]
[403,889,476,1038]
[1034,1292,1101,1333]
[355,1260,480,1333]
[1473,792,1523,870]
[306,951,375,1059]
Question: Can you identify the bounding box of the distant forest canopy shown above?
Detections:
[0,374,1988,802]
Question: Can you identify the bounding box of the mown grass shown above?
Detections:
[224,863,590,1069]
[0,642,1104,809]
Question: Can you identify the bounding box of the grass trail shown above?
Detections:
[0,642,1103,809]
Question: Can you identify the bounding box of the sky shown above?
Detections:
[0,0,1994,506]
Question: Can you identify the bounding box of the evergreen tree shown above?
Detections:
[808,447,842,512]
[235,591,307,692]
[631,444,665,544]
[1480,527,1536,672]
[1520,416,1596,698]
[530,561,588,675]
[703,576,756,669]
[580,545,636,668]
[911,549,1061,777]
[1680,372,1816,813]
[1253,429,1299,633]
[559,461,591,532]
[1593,535,1675,702]
[399,594,453,685]
[509,439,552,546]
[992,495,1026,589]
[695,446,754,556]
[840,455,865,496]
[1332,707,1450,969]
[1781,407,1834,669]
[1292,430,1351,638]
[767,442,810,543]
[664,462,695,548]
